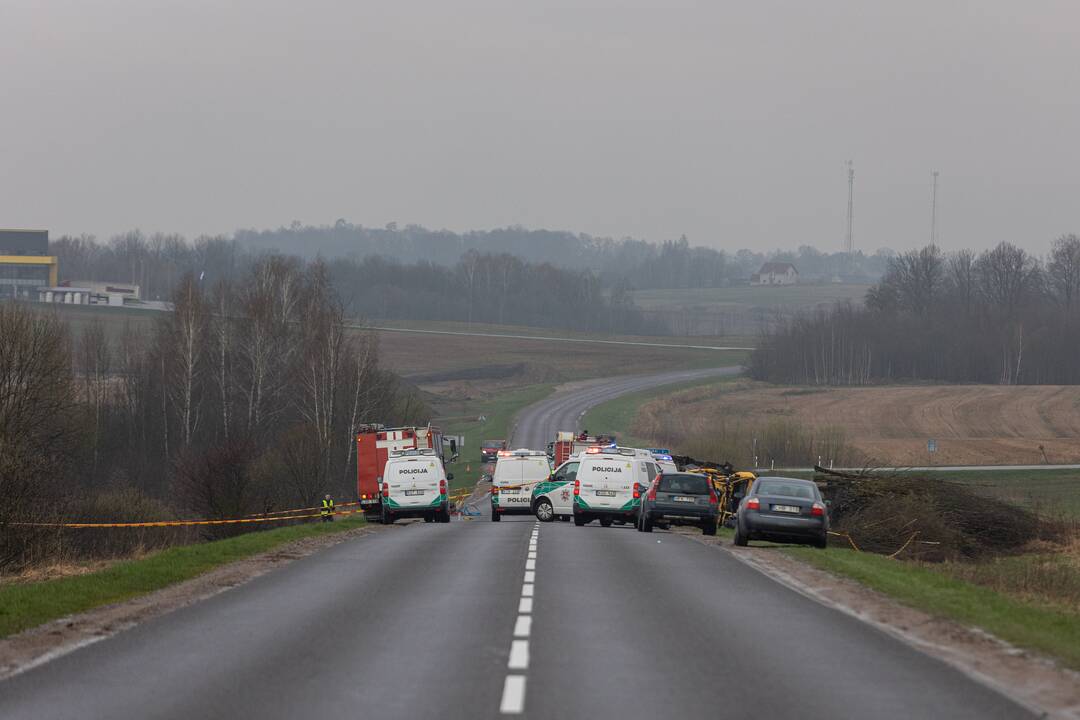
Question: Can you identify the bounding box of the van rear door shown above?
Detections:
[494,456,549,510]
[579,454,635,510]
[385,456,442,509]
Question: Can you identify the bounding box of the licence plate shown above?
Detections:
[772,504,800,513]
[404,489,425,496]
[500,488,519,495]
[595,490,616,497]
[673,495,695,503]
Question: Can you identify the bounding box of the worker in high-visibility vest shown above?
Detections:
[321,494,335,522]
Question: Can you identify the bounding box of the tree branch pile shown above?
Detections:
[813,467,1052,560]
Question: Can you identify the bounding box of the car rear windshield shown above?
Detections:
[756,480,815,499]
[658,475,710,494]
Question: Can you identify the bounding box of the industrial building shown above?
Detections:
[0,230,58,299]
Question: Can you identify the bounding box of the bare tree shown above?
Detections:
[976,242,1042,320]
[163,274,209,450]
[0,304,74,568]
[209,281,236,442]
[946,249,977,317]
[236,257,302,440]
[77,319,111,477]
[294,264,350,493]
[885,245,946,317]
[1048,234,1080,313]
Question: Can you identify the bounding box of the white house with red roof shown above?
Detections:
[750,262,799,286]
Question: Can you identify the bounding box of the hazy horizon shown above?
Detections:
[3,0,1078,255]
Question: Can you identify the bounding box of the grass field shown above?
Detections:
[630,283,870,312]
[581,374,743,448]
[0,514,366,639]
[924,469,1080,521]
[628,380,1080,467]
[41,303,750,385]
[436,384,554,490]
[783,546,1080,670]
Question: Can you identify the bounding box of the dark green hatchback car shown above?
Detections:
[636,472,719,535]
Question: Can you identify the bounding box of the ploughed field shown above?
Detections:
[642,381,1080,466]
[375,325,746,384]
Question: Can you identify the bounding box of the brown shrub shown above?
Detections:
[821,473,1047,561]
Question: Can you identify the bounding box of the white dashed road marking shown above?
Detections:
[501,522,540,715]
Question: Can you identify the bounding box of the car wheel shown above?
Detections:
[702,520,717,537]
[814,533,828,549]
[574,515,587,526]
[438,506,451,523]
[491,510,501,522]
[599,517,613,528]
[733,524,748,546]
[535,499,555,522]
[382,508,394,525]
[424,514,434,523]
[642,516,653,533]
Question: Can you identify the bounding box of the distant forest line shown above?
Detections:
[50,224,890,335]
[751,237,1080,385]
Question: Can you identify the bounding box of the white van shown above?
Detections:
[380,449,452,524]
[491,449,551,522]
[533,447,659,526]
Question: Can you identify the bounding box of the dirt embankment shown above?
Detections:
[642,382,1080,466]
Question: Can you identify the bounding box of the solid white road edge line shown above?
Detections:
[500,675,527,714]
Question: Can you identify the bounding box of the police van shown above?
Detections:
[380,449,452,524]
[532,446,659,526]
[491,449,551,522]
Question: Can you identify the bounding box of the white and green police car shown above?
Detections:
[491,449,550,522]
[380,449,452,524]
[532,446,659,526]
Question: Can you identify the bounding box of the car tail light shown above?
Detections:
[573,479,580,496]
[381,482,389,498]
[633,485,640,499]
[647,482,657,500]
[811,502,825,517]
[747,497,760,510]
[708,487,719,505]
[439,479,447,495]
[491,485,499,495]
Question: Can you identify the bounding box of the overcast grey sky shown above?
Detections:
[3,0,1078,253]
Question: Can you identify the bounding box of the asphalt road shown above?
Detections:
[510,367,741,450]
[0,367,1032,719]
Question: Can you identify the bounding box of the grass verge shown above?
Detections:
[0,515,366,640]
[783,546,1080,670]
[437,383,555,489]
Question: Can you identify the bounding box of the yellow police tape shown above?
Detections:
[11,492,477,529]
[8,508,370,529]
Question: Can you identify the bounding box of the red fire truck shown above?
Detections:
[551,430,617,466]
[356,425,445,518]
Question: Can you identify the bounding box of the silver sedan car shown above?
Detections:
[734,476,829,548]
